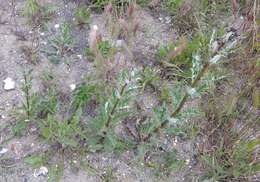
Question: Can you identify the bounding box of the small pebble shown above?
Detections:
[93,25,98,30]
[185,159,190,165]
[116,40,124,47]
[165,16,171,24]
[70,84,76,91]
[54,24,60,29]
[77,54,82,59]
[34,166,48,177]
[3,77,15,91]
[211,41,219,52]
[0,148,8,155]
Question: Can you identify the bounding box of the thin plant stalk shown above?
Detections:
[105,83,128,128]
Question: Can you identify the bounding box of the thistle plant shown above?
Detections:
[127,31,239,172]
[86,69,141,153]
[146,30,238,141]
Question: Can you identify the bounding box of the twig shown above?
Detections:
[23,73,31,120]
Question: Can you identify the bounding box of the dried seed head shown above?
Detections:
[89,25,102,53]
[132,19,140,35]
[105,2,113,14]
[118,18,129,34]
[231,0,239,19]
[127,3,136,17]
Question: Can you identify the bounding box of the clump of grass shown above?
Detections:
[162,0,184,15]
[23,0,56,27]
[23,0,41,19]
[12,70,37,135]
[201,139,260,181]
[74,6,91,27]
[42,22,74,64]
[138,67,160,92]
[158,33,212,83]
[198,83,260,181]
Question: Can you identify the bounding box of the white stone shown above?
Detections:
[224,32,234,42]
[165,16,171,24]
[210,54,222,64]
[115,40,124,47]
[0,148,8,155]
[3,77,15,91]
[211,41,219,53]
[70,84,76,91]
[54,24,60,29]
[77,54,82,59]
[34,166,48,177]
[185,159,190,165]
[93,25,98,30]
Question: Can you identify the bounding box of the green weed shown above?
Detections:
[24,154,49,168]
[8,1,259,181]
[158,35,210,81]
[23,0,56,27]
[39,110,84,149]
[97,40,115,58]
[23,0,40,19]
[162,0,184,15]
[42,22,74,64]
[71,83,98,111]
[86,69,140,153]
[48,163,64,182]
[74,6,91,27]
[12,70,38,135]
[201,139,260,181]
[138,67,160,92]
